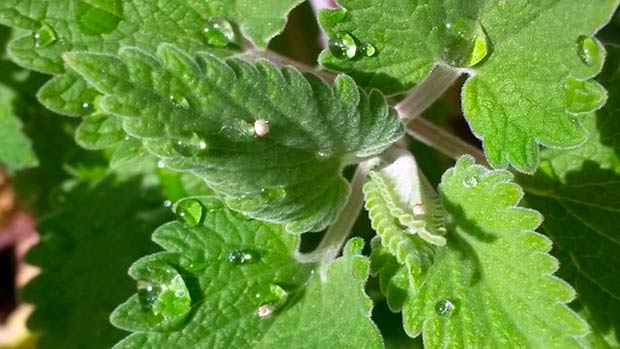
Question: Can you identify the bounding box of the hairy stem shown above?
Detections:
[396,64,462,121]
[297,160,376,272]
[405,118,488,165]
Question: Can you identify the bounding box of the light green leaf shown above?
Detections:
[319,0,618,172]
[63,44,403,233]
[366,155,587,348]
[520,45,620,348]
[112,197,382,348]
[22,174,171,349]
[0,83,37,172]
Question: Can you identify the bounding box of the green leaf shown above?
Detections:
[63,44,403,233]
[520,45,620,348]
[112,197,382,348]
[319,0,618,172]
[22,174,171,349]
[0,83,37,172]
[366,155,587,348]
[0,0,300,74]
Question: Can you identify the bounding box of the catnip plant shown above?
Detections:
[0,0,619,348]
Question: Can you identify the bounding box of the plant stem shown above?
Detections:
[405,117,488,166]
[396,64,462,121]
[296,160,376,273]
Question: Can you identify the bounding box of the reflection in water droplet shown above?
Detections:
[33,23,58,48]
[253,119,270,137]
[203,17,235,47]
[136,265,192,327]
[173,133,208,157]
[255,284,288,319]
[228,250,259,264]
[163,200,172,208]
[361,43,377,57]
[462,176,478,188]
[329,32,359,59]
[176,198,206,227]
[564,76,606,114]
[442,18,491,67]
[576,36,601,67]
[82,102,90,109]
[435,299,455,318]
[76,0,123,35]
[180,256,206,273]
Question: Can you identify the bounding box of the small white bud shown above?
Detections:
[253,119,270,137]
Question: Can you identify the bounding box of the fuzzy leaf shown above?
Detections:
[112,197,382,348]
[0,83,37,172]
[21,175,171,349]
[319,0,618,172]
[366,156,587,348]
[521,45,620,348]
[63,44,403,233]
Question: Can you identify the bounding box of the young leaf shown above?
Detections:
[520,45,620,347]
[0,83,37,172]
[112,197,382,348]
[63,44,404,233]
[22,175,171,349]
[319,0,618,172]
[366,155,587,348]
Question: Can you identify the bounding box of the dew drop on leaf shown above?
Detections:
[255,284,288,318]
[576,35,601,67]
[76,0,123,35]
[136,265,192,327]
[260,187,287,202]
[360,43,377,57]
[157,160,166,169]
[564,76,606,114]
[257,304,275,319]
[228,249,259,264]
[175,198,206,227]
[173,133,208,157]
[315,150,330,161]
[203,17,235,47]
[462,176,478,188]
[163,199,172,208]
[169,94,190,109]
[180,256,206,273]
[329,32,359,59]
[442,18,491,67]
[435,299,455,318]
[33,23,58,48]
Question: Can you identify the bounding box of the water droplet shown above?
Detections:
[257,304,275,319]
[136,265,191,328]
[163,200,172,208]
[329,32,359,59]
[576,36,601,67]
[435,299,455,318]
[82,102,90,109]
[176,198,205,227]
[564,76,606,114]
[261,187,287,202]
[33,23,57,48]
[253,119,270,137]
[76,0,123,35]
[255,284,288,318]
[316,151,330,161]
[228,249,259,264]
[442,18,491,67]
[412,203,426,216]
[157,160,166,169]
[462,176,478,188]
[169,94,190,109]
[173,133,208,157]
[179,256,206,273]
[137,280,162,310]
[203,17,235,47]
[360,43,376,57]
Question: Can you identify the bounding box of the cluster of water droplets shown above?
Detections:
[329,32,377,60]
